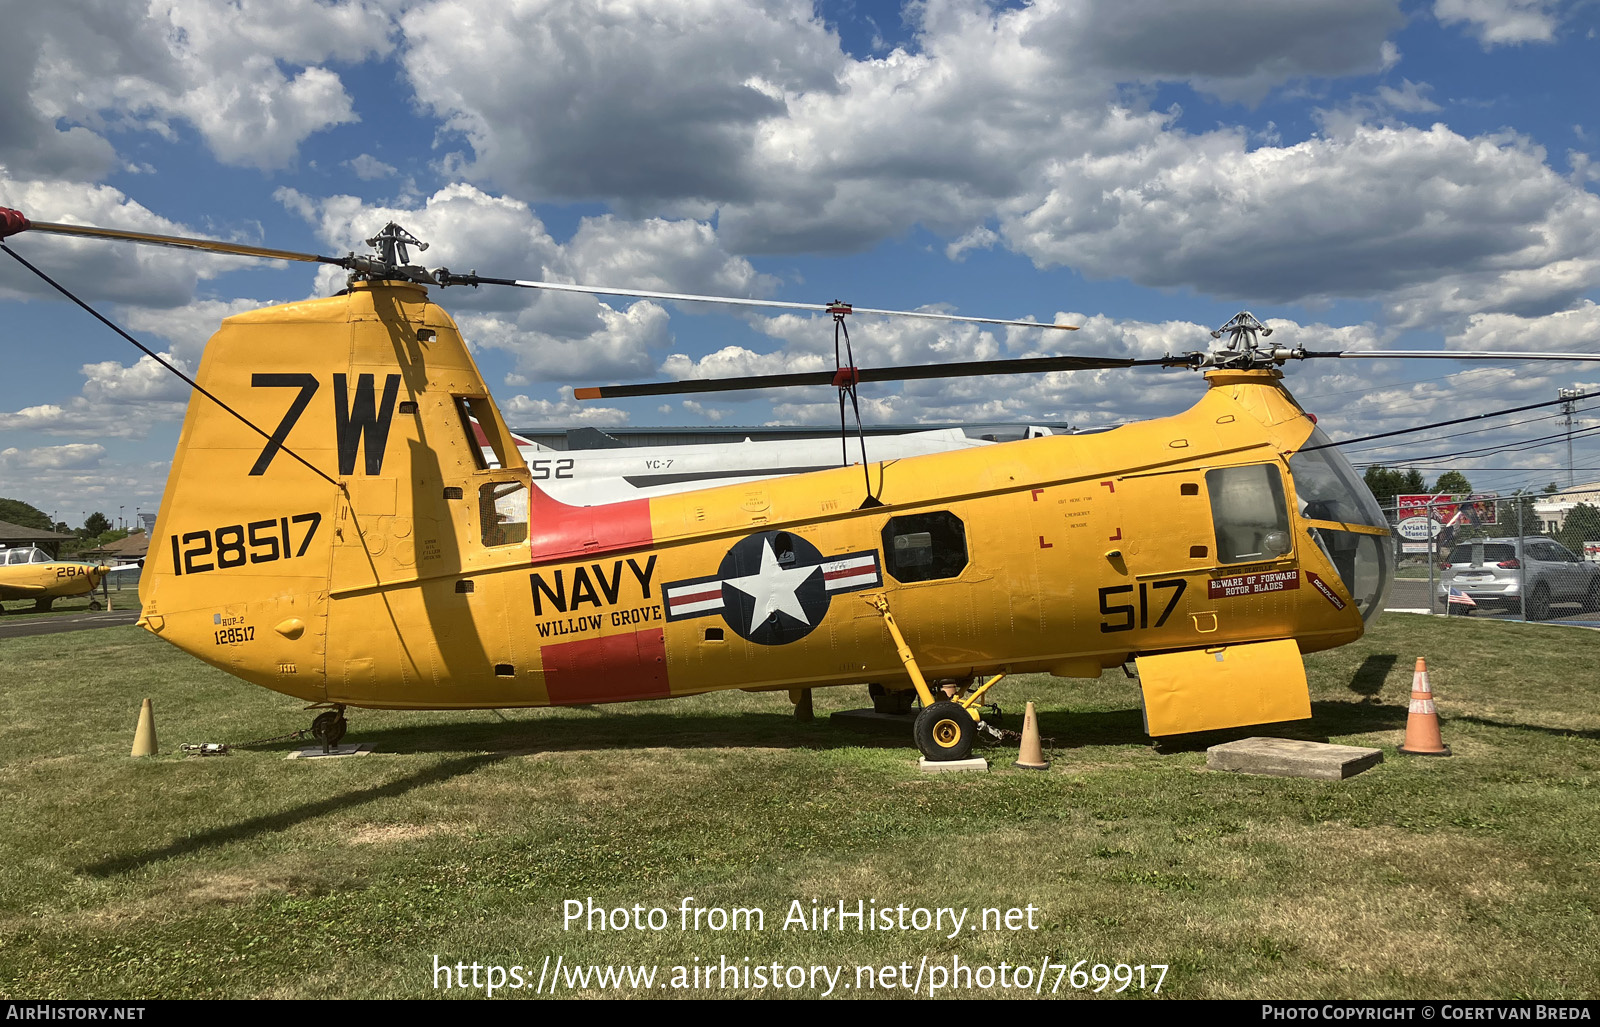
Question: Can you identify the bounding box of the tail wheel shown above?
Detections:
[1528,584,1552,621]
[914,701,976,761]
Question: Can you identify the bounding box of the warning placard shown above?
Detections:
[1208,570,1301,599]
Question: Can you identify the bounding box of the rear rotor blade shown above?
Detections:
[1305,349,1600,363]
[576,353,1169,400]
[442,272,1079,332]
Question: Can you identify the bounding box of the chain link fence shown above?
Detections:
[1380,488,1600,623]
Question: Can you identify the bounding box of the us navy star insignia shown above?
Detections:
[662,530,883,645]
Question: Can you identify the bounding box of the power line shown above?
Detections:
[1340,402,1600,458]
[1307,393,1581,452]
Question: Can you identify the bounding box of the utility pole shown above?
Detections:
[1560,387,1585,488]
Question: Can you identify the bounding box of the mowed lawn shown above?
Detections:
[0,614,1596,999]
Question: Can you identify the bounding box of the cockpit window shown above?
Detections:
[1288,427,1388,529]
[1291,428,1393,622]
[1206,464,1292,564]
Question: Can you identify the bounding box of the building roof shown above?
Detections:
[82,532,149,559]
[0,519,78,545]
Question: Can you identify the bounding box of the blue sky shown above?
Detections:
[2,0,1598,526]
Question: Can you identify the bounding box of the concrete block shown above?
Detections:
[1206,737,1382,781]
[286,743,374,760]
[918,756,988,773]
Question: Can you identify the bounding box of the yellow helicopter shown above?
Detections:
[0,545,122,612]
[5,207,1597,758]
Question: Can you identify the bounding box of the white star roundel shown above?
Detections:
[662,531,883,645]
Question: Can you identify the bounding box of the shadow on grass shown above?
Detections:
[81,753,507,877]
[255,694,1427,761]
[336,709,916,757]
[1452,714,1600,742]
[1150,699,1412,754]
[1348,654,1398,702]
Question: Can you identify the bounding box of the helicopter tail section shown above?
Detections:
[138,279,531,705]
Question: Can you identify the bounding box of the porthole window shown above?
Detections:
[882,511,967,582]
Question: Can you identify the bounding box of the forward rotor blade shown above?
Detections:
[6,213,332,264]
[576,353,1168,400]
[1305,349,1600,362]
[447,273,1078,331]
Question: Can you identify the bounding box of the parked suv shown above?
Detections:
[1437,537,1600,619]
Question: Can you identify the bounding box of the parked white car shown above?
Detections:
[1438,536,1600,619]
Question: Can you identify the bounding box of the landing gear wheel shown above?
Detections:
[914,701,976,761]
[1528,584,1552,622]
[89,599,103,611]
[312,710,347,749]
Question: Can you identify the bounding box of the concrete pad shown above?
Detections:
[830,708,916,734]
[286,743,374,760]
[1206,737,1382,780]
[918,757,988,773]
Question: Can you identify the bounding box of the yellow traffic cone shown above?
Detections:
[1012,701,1049,770]
[1397,658,1451,756]
[130,697,157,757]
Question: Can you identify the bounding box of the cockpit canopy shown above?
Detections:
[1,547,54,566]
[1289,427,1393,622]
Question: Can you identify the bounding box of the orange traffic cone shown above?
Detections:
[1397,658,1451,756]
[1012,701,1049,770]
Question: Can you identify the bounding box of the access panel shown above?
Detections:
[1134,638,1310,737]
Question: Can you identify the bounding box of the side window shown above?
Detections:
[480,482,529,547]
[1552,543,1579,563]
[1208,464,1292,564]
[882,511,967,582]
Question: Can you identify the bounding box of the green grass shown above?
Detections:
[1,614,1597,999]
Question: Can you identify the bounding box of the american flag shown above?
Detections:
[1447,587,1477,607]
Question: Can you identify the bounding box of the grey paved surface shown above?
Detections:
[0,608,141,639]
[1385,578,1600,626]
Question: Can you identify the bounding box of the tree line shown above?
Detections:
[0,498,132,553]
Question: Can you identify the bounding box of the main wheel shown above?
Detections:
[1527,584,1552,621]
[312,710,347,746]
[914,701,976,761]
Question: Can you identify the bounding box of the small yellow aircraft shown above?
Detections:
[5,208,1598,757]
[0,546,116,612]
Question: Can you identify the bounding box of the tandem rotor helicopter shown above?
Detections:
[4,207,1599,760]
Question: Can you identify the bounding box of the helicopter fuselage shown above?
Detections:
[136,280,1392,739]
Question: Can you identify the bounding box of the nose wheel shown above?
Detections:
[311,708,347,752]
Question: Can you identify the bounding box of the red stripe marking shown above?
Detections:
[670,587,723,606]
[542,628,670,705]
[823,567,873,581]
[527,483,653,563]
